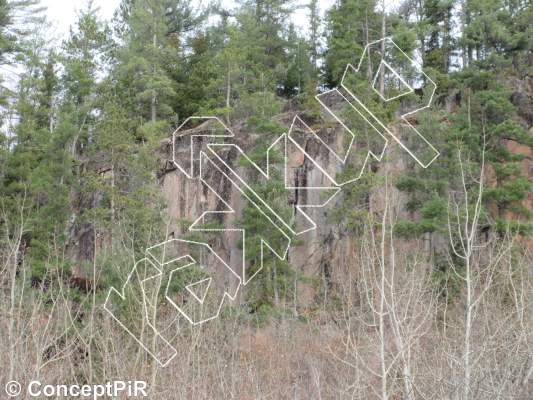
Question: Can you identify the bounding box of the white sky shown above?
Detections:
[41,0,121,38]
[40,0,338,41]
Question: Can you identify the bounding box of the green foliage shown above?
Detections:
[299,79,321,125]
[306,0,321,79]
[113,0,179,126]
[495,219,533,236]
[235,125,305,305]
[81,98,165,255]
[461,0,533,61]
[323,0,376,88]
[0,0,44,66]
[165,260,210,297]
[476,83,533,220]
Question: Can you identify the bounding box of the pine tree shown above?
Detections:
[0,0,44,67]
[1,14,57,201]
[235,0,296,97]
[3,43,73,274]
[61,0,111,157]
[235,122,304,307]
[394,108,451,242]
[199,26,247,124]
[460,0,533,67]
[84,97,164,253]
[323,0,379,89]
[306,0,321,80]
[280,23,311,98]
[477,83,533,231]
[0,0,45,183]
[422,0,454,73]
[170,30,212,123]
[163,0,211,35]
[396,82,533,247]
[113,0,179,129]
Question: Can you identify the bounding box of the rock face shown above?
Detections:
[154,92,429,305]
[67,73,533,306]
[157,112,358,305]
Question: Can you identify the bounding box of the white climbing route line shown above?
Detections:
[105,38,439,367]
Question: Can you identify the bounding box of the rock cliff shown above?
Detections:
[67,66,533,307]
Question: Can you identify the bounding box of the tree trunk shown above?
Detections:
[365,6,372,78]
[380,0,386,99]
[151,27,157,124]
[418,0,426,65]
[226,61,231,127]
[464,255,472,399]
[497,177,504,219]
[468,90,472,129]
[429,231,434,269]
[49,95,54,133]
[272,250,279,306]
[466,0,473,63]
[461,0,467,68]
[151,86,156,123]
[111,149,115,253]
[261,73,265,116]
[297,42,301,96]
[379,230,388,400]
[71,115,87,158]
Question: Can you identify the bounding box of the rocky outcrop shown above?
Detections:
[157,114,356,305]
[65,72,533,307]
[154,94,423,305]
[510,82,533,130]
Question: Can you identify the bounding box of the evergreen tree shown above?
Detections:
[113,0,179,129]
[199,26,247,124]
[460,0,533,67]
[280,23,311,98]
[422,0,454,73]
[234,0,296,97]
[163,0,211,35]
[61,0,111,156]
[323,0,379,88]
[0,0,44,67]
[395,83,533,245]
[306,0,321,79]
[2,42,73,274]
[84,97,164,254]
[394,108,452,242]
[235,127,304,306]
[0,0,45,180]
[170,30,213,123]
[478,83,533,229]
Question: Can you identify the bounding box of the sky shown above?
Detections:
[40,0,338,41]
[41,0,121,38]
